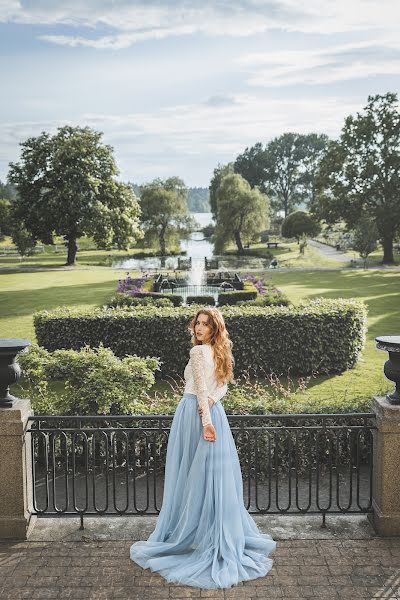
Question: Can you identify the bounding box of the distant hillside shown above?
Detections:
[187,187,210,212]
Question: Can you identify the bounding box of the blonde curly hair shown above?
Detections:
[188,307,235,385]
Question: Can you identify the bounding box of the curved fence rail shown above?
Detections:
[26,412,376,526]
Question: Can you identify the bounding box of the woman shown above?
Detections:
[130,307,276,589]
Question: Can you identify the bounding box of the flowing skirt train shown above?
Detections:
[130,392,276,589]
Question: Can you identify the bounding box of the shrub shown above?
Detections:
[107,294,173,308]
[112,273,182,306]
[238,292,290,307]
[18,344,160,415]
[186,295,215,306]
[282,210,321,241]
[131,292,183,306]
[218,290,258,305]
[217,280,258,305]
[237,274,290,307]
[117,274,145,294]
[35,299,367,378]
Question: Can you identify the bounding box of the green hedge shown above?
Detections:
[238,292,291,307]
[218,290,258,305]
[106,294,174,308]
[34,299,367,377]
[187,295,215,305]
[217,280,258,305]
[133,292,183,306]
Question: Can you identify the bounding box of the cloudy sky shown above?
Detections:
[1,0,399,187]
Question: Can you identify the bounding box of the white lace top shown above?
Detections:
[183,343,228,427]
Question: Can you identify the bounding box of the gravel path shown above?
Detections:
[308,240,350,263]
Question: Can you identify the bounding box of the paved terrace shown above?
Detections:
[1,515,400,599]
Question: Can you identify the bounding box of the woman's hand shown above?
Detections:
[203,423,216,442]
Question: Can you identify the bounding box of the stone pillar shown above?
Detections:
[0,399,36,539]
[0,338,36,539]
[368,396,400,536]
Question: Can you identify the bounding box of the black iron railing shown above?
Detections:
[26,412,376,527]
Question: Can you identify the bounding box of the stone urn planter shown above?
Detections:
[0,338,31,408]
[376,335,400,405]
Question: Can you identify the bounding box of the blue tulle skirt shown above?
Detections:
[130,392,276,589]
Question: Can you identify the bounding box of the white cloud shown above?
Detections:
[0,93,361,184]
[238,39,400,86]
[1,1,400,49]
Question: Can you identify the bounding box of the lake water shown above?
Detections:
[113,212,269,275]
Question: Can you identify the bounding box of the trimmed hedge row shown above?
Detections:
[187,295,216,305]
[218,290,258,305]
[34,299,367,377]
[218,280,257,303]
[107,294,174,308]
[133,292,183,306]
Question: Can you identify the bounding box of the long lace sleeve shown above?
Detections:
[190,346,213,427]
[209,382,228,404]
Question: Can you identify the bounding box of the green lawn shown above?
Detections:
[264,269,400,409]
[1,267,399,410]
[0,245,181,269]
[224,241,346,268]
[341,246,400,267]
[0,269,126,339]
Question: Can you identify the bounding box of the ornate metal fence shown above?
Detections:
[26,412,375,527]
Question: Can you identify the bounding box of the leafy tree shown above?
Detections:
[281,210,321,242]
[8,125,142,265]
[0,199,13,238]
[139,177,195,256]
[214,173,269,254]
[235,133,329,217]
[263,132,307,218]
[9,222,36,256]
[299,133,330,207]
[209,163,234,220]
[314,93,400,263]
[234,142,267,191]
[352,216,378,269]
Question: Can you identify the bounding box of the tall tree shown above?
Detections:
[8,126,142,265]
[209,163,234,220]
[299,133,330,208]
[214,173,269,254]
[314,93,400,263]
[263,133,307,217]
[352,216,378,269]
[139,177,194,256]
[281,210,320,242]
[234,142,267,191]
[234,133,329,217]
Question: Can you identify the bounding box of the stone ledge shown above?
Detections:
[23,514,377,543]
